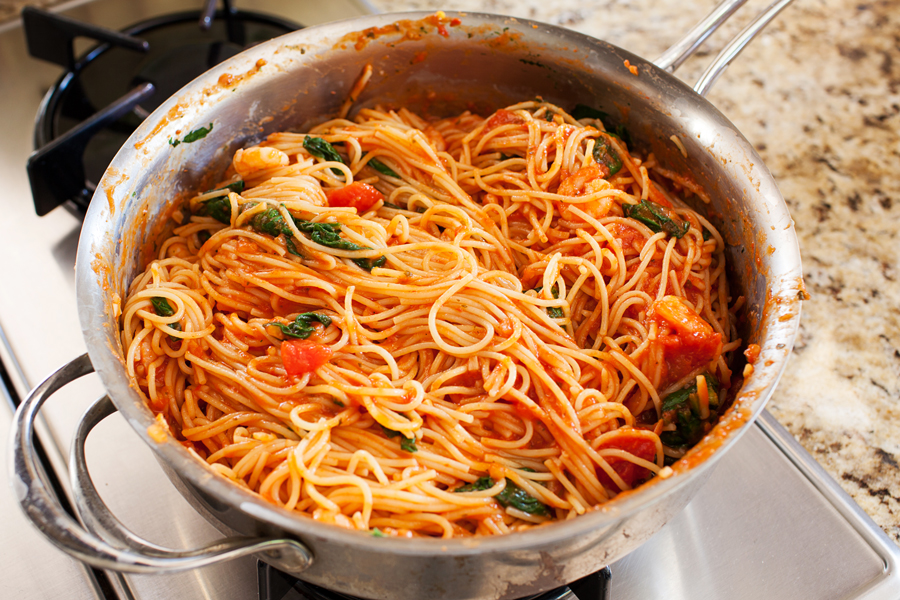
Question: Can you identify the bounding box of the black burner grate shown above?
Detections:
[258,561,612,600]
[23,1,300,216]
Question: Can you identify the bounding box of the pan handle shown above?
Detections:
[692,0,795,97]
[654,0,796,97]
[9,353,314,575]
[653,0,750,73]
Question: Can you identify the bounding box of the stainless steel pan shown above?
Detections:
[10,2,803,598]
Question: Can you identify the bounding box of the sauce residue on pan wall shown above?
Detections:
[336,12,465,52]
[134,103,185,152]
[205,58,268,96]
[335,11,533,59]
[100,166,126,215]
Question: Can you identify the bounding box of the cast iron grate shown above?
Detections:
[23,0,300,217]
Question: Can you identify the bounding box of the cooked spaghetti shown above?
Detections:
[122,100,741,538]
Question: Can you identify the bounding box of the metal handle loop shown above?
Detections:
[692,0,795,97]
[653,0,750,73]
[70,394,184,555]
[9,353,314,574]
[653,0,795,97]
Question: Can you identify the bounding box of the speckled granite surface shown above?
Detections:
[371,0,900,543]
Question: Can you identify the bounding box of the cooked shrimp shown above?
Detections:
[232,146,289,178]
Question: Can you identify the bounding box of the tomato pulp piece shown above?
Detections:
[282,339,333,376]
[326,182,384,213]
[485,109,524,130]
[649,296,722,386]
[659,331,722,384]
[597,434,657,490]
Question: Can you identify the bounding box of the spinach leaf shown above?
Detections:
[151,297,175,316]
[368,157,400,179]
[284,236,303,257]
[371,528,385,538]
[455,477,495,493]
[382,202,403,210]
[353,255,387,271]
[400,436,417,453]
[453,476,548,515]
[593,136,623,176]
[293,218,385,271]
[205,180,245,195]
[660,374,720,449]
[494,478,549,516]
[197,196,232,224]
[659,412,702,449]
[380,424,400,438]
[662,373,720,413]
[534,285,564,319]
[380,424,416,452]
[380,423,417,452]
[170,123,214,147]
[168,322,182,342]
[249,207,290,237]
[571,104,610,121]
[238,206,313,259]
[303,136,344,174]
[293,219,347,247]
[183,123,214,143]
[623,199,690,238]
[266,312,332,339]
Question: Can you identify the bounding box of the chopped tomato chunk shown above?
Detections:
[282,339,333,376]
[326,182,384,213]
[658,332,722,385]
[485,109,524,130]
[651,295,714,335]
[650,296,722,386]
[597,434,657,490]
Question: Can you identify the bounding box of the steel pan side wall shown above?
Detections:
[156,456,711,600]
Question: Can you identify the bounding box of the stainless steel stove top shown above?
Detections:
[1,2,898,599]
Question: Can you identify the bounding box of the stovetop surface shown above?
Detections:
[1,2,899,600]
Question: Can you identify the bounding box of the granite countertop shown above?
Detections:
[371,0,900,543]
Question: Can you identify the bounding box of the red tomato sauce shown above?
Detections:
[597,433,656,489]
[649,296,722,387]
[485,109,524,130]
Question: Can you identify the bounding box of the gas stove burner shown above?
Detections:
[257,562,612,600]
[24,0,300,217]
